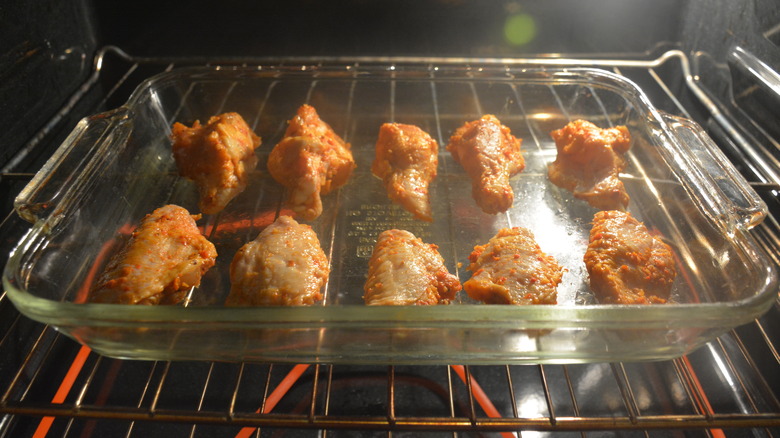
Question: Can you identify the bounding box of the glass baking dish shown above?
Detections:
[4,65,777,364]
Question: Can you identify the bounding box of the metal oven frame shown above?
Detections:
[1,47,778,436]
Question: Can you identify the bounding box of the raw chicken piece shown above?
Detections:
[584,210,676,304]
[171,112,261,214]
[268,104,356,221]
[548,119,631,210]
[89,205,217,305]
[464,227,562,305]
[364,229,461,305]
[446,115,524,214]
[226,215,329,306]
[372,123,438,222]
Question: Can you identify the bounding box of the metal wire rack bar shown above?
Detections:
[4,401,780,430]
[1,49,779,436]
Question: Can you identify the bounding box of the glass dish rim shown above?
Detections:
[3,64,778,334]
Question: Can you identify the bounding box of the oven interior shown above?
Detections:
[2,0,779,436]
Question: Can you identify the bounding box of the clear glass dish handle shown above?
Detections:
[14,108,131,225]
[661,112,767,232]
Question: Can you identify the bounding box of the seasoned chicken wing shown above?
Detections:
[364,229,461,305]
[464,227,562,305]
[548,119,631,210]
[226,215,329,306]
[268,104,356,221]
[89,205,217,305]
[171,112,261,214]
[446,115,524,214]
[584,210,676,304]
[372,123,438,222]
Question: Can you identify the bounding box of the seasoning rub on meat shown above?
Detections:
[171,112,261,215]
[584,210,676,304]
[548,119,631,211]
[364,229,461,305]
[372,123,439,222]
[268,104,356,221]
[226,215,329,306]
[464,227,563,305]
[89,204,217,305]
[446,115,524,214]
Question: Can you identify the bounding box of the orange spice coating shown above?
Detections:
[364,229,461,305]
[226,215,329,306]
[171,112,261,215]
[89,204,217,305]
[548,119,631,210]
[584,210,677,304]
[372,123,438,222]
[267,104,356,221]
[464,227,562,305]
[446,115,524,214]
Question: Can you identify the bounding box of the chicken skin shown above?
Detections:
[268,104,356,221]
[226,215,329,306]
[584,210,676,304]
[89,205,217,305]
[364,229,461,305]
[464,227,563,305]
[446,115,524,214]
[548,120,631,210]
[171,112,261,215]
[372,123,438,222]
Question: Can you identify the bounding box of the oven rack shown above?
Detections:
[1,48,779,436]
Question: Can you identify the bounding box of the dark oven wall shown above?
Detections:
[0,1,97,171]
[89,0,684,59]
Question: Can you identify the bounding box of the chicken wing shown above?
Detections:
[267,104,356,221]
[584,210,676,304]
[446,115,524,214]
[171,112,261,214]
[89,204,218,305]
[548,119,631,210]
[226,215,329,306]
[464,227,562,305]
[364,229,461,305]
[372,123,438,222]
